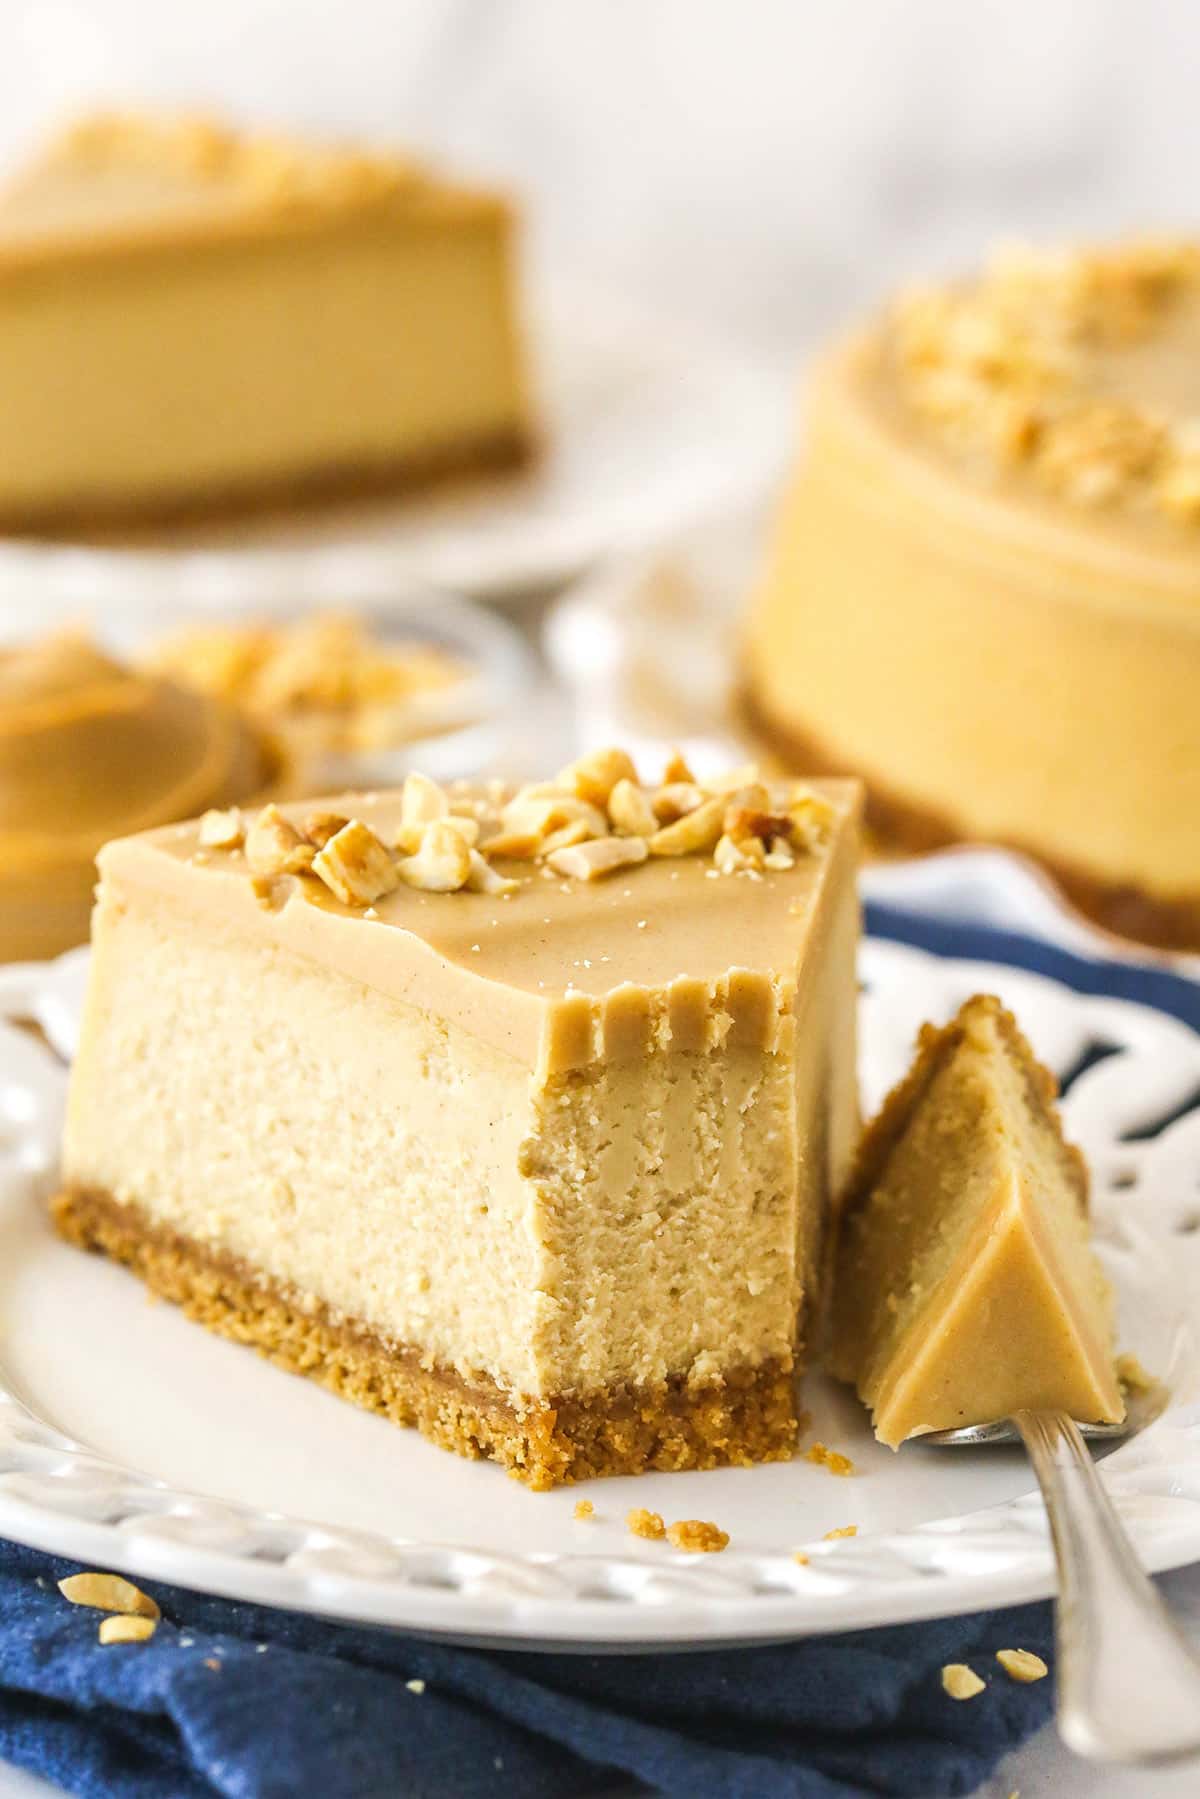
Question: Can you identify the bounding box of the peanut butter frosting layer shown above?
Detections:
[0,632,271,961]
[99,754,861,1078]
[881,236,1200,547]
[0,111,508,272]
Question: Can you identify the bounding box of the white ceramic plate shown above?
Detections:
[0,282,787,616]
[1,939,1198,1651]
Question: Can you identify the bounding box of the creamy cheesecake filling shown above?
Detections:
[832,996,1123,1447]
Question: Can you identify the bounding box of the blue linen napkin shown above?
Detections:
[2,905,1197,1799]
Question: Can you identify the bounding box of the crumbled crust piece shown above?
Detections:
[996,1648,1049,1683]
[312,819,400,906]
[1116,1352,1157,1394]
[245,804,315,877]
[626,1507,666,1540]
[942,1663,986,1700]
[573,1499,595,1521]
[804,1442,855,1476]
[823,1525,858,1541]
[547,836,649,881]
[99,1614,158,1645]
[792,1551,810,1566]
[58,1572,160,1620]
[197,807,244,850]
[666,1518,729,1553]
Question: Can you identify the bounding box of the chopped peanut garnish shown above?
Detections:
[245,804,314,877]
[99,1615,158,1645]
[562,746,639,809]
[942,1663,986,1701]
[996,1648,1049,1683]
[395,819,473,893]
[312,819,400,906]
[59,1573,160,1620]
[198,807,244,850]
[547,836,649,881]
[805,1442,855,1477]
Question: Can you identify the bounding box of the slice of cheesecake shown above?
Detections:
[56,752,861,1487]
[0,113,533,531]
[830,994,1124,1447]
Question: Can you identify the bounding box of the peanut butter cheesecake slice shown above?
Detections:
[0,112,532,531]
[831,995,1124,1447]
[56,751,861,1488]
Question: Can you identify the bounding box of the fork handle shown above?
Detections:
[1015,1408,1200,1764]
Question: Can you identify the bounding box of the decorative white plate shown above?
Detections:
[1,939,1198,1651]
[0,283,787,617]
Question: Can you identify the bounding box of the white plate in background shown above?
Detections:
[1,938,1198,1649]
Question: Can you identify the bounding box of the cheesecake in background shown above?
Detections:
[0,112,533,532]
[746,238,1200,949]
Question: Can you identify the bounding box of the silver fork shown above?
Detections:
[924,1408,1200,1764]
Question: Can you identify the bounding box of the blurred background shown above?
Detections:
[5,0,1200,368]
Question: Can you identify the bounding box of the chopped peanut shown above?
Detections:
[547,836,649,881]
[245,804,314,877]
[942,1663,986,1701]
[59,1573,160,1620]
[197,807,244,850]
[396,819,473,893]
[312,819,399,905]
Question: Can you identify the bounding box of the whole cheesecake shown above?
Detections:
[0,113,532,531]
[745,239,1200,948]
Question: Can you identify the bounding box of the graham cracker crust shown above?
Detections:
[51,1186,799,1490]
[0,424,536,540]
[741,681,1200,953]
